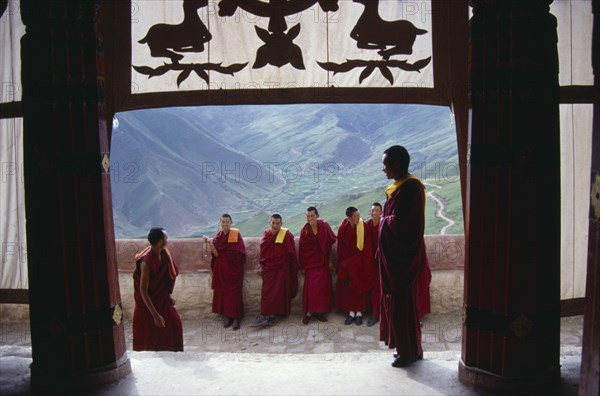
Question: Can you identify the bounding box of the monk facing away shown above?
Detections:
[251,214,299,327]
[133,227,183,351]
[335,206,376,326]
[298,206,337,325]
[378,145,429,368]
[204,214,246,331]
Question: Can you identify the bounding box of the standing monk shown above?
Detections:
[133,227,183,351]
[204,214,246,331]
[365,202,382,327]
[378,145,429,368]
[251,214,298,327]
[299,206,336,325]
[335,207,376,326]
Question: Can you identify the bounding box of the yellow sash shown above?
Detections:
[356,218,364,251]
[135,246,177,278]
[227,228,239,243]
[385,175,418,198]
[275,227,288,244]
[134,245,151,262]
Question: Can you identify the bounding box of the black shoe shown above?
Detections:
[267,316,278,326]
[355,315,363,326]
[301,313,311,326]
[250,315,269,327]
[393,352,423,360]
[232,319,240,330]
[392,355,415,368]
[223,317,233,328]
[367,316,379,327]
[314,313,328,322]
[344,315,354,325]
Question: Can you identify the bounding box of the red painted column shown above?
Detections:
[459,0,561,392]
[580,1,600,395]
[20,0,130,389]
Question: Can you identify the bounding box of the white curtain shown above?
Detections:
[1,0,24,104]
[559,104,593,299]
[551,0,594,299]
[0,1,27,289]
[131,0,434,93]
[552,0,594,86]
[0,118,27,289]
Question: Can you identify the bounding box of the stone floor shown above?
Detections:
[134,312,465,354]
[0,312,584,395]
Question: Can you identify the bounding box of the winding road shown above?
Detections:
[423,181,455,235]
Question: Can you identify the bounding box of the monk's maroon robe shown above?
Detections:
[299,219,336,313]
[133,247,183,351]
[259,228,298,316]
[211,230,246,319]
[378,178,428,359]
[365,218,381,318]
[335,218,375,312]
[417,256,432,320]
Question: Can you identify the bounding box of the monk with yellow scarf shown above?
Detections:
[378,145,429,368]
[204,214,246,331]
[251,214,298,327]
[335,207,375,326]
[299,206,337,325]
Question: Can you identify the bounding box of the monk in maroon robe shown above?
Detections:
[365,202,383,327]
[133,227,183,351]
[251,214,298,327]
[417,256,432,321]
[378,145,429,368]
[204,214,246,330]
[336,207,376,326]
[299,206,336,325]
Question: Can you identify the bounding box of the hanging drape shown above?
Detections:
[0,1,27,289]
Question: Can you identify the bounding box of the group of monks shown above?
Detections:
[133,145,431,368]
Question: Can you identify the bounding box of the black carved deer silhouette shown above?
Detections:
[350,0,427,60]
[138,0,212,63]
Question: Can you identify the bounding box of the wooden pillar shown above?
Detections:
[459,0,561,392]
[20,0,130,389]
[580,1,600,394]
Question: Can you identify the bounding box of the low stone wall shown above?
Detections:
[117,235,465,320]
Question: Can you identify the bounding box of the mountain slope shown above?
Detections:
[111,104,461,237]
